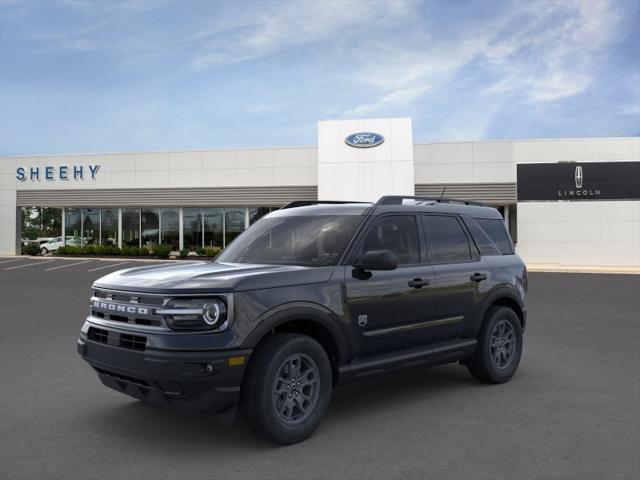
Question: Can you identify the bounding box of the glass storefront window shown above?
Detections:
[141,208,159,248]
[183,208,203,250]
[64,208,82,246]
[203,208,224,248]
[160,208,179,250]
[58,206,258,251]
[101,208,118,246]
[249,207,272,225]
[82,208,100,245]
[224,208,246,247]
[122,208,140,247]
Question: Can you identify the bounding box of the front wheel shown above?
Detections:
[40,247,48,256]
[240,333,332,444]
[467,306,523,384]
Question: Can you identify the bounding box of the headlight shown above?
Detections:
[157,298,228,331]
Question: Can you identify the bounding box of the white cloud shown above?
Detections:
[482,0,620,102]
[191,1,414,70]
[343,85,429,118]
[339,0,625,135]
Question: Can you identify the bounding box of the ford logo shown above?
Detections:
[345,132,385,148]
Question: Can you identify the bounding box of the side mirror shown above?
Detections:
[354,249,398,271]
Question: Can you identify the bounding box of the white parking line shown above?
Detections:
[44,260,93,271]
[88,261,130,272]
[0,258,24,265]
[5,261,55,270]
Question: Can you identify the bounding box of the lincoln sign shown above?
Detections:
[517,162,640,201]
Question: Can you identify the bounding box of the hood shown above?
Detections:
[93,261,335,294]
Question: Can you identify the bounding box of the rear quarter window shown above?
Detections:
[475,218,514,255]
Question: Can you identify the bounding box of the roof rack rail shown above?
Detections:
[375,195,485,207]
[280,200,369,209]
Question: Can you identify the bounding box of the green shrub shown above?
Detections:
[22,243,40,256]
[204,247,222,258]
[56,246,72,255]
[53,244,122,256]
[155,245,171,259]
[139,247,151,256]
[195,247,206,256]
[179,249,189,258]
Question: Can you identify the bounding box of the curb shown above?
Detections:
[0,256,205,264]
[526,265,640,275]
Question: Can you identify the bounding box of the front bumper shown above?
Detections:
[77,334,251,416]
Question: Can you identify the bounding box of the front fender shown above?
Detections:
[241,302,350,366]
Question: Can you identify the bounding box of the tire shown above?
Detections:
[467,306,523,384]
[40,248,48,256]
[240,333,332,444]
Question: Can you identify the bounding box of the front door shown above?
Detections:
[344,214,436,357]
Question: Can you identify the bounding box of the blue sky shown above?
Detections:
[1,0,638,155]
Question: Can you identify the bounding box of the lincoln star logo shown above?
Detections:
[345,132,385,148]
[92,300,149,315]
[558,164,600,199]
[575,166,583,188]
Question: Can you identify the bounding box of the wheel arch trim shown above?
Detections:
[477,286,526,333]
[242,302,350,367]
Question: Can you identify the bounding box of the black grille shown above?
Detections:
[94,367,150,387]
[87,327,146,351]
[87,327,108,344]
[90,309,162,327]
[94,289,164,306]
[119,333,147,351]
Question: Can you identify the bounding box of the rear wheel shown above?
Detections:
[467,306,522,383]
[240,333,332,444]
[40,247,48,256]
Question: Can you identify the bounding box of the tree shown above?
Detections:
[21,207,62,239]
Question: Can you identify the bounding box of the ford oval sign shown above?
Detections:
[345,132,385,148]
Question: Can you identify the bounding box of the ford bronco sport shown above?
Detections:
[77,196,527,444]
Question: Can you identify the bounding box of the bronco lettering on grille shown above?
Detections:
[92,300,149,315]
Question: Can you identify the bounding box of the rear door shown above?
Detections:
[421,214,492,341]
[343,214,437,357]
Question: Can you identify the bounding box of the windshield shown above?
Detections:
[216,215,362,267]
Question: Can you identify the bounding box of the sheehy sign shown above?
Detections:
[517,162,639,201]
[16,164,100,182]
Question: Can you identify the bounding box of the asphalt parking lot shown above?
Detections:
[0,258,638,480]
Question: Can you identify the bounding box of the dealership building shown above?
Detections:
[1,118,638,269]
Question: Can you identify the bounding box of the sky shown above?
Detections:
[0,0,639,155]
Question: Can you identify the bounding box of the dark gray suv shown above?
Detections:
[77,196,527,444]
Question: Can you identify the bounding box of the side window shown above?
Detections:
[424,215,472,263]
[476,218,514,255]
[361,215,420,265]
[463,217,501,256]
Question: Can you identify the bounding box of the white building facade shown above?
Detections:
[1,118,638,269]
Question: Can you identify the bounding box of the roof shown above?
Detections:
[273,197,503,219]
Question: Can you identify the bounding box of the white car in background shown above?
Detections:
[40,236,81,255]
[39,237,64,255]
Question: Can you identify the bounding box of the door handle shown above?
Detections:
[408,278,430,288]
[470,272,488,282]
